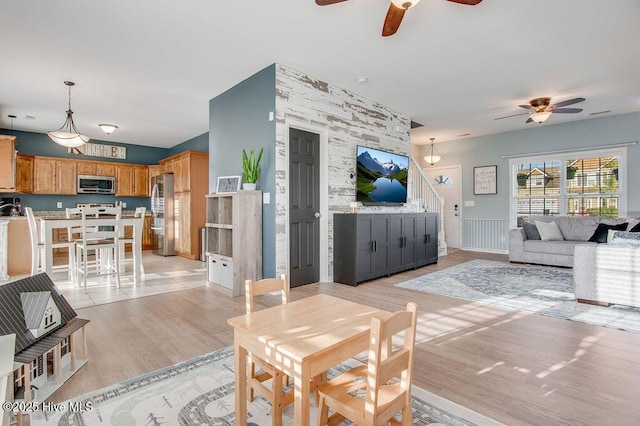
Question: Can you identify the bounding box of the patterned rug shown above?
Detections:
[395,259,640,333]
[31,347,502,426]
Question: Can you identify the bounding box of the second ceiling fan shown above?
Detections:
[316,0,483,37]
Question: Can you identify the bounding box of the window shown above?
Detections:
[61,336,70,356]
[510,148,625,227]
[44,306,55,329]
[31,356,43,380]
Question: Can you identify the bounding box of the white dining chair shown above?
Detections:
[119,207,146,276]
[1,334,16,426]
[75,206,123,292]
[24,207,76,282]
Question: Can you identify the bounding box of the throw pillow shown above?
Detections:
[521,221,541,240]
[534,220,564,241]
[588,223,628,243]
[628,222,640,232]
[610,231,640,246]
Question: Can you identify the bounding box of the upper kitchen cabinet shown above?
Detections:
[0,135,17,191]
[76,160,116,177]
[15,154,34,193]
[116,164,149,197]
[34,157,77,194]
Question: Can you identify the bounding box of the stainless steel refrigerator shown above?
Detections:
[151,173,177,256]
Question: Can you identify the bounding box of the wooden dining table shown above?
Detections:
[38,216,144,284]
[227,293,386,426]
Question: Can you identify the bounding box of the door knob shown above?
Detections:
[314,212,321,219]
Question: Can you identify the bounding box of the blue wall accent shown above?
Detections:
[0,128,205,212]
[424,111,640,232]
[166,132,209,157]
[1,129,168,164]
[209,64,276,277]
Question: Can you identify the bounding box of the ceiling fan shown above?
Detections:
[315,0,483,37]
[495,97,586,124]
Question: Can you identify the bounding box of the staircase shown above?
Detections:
[408,157,448,256]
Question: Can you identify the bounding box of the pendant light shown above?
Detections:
[47,81,90,148]
[424,137,441,166]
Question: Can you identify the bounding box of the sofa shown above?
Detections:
[574,234,640,307]
[508,215,639,267]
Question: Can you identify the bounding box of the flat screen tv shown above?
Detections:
[356,145,409,205]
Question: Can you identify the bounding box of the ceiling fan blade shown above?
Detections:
[525,117,534,123]
[382,3,406,37]
[315,0,349,5]
[495,112,530,120]
[551,97,586,108]
[447,0,483,5]
[552,108,583,114]
[518,104,535,110]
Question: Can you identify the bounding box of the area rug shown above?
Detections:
[31,346,502,426]
[395,259,640,333]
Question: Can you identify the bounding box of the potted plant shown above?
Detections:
[566,166,578,180]
[517,172,528,187]
[242,147,264,190]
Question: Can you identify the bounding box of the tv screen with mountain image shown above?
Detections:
[356,146,409,205]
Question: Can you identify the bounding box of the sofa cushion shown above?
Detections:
[528,215,599,241]
[521,221,541,240]
[523,240,585,256]
[535,220,564,241]
[589,223,628,243]
[610,231,640,246]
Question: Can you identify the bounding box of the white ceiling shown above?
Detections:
[1,0,639,148]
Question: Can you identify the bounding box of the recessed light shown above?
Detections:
[356,76,368,84]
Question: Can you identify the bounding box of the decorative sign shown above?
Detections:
[473,165,497,195]
[68,143,127,159]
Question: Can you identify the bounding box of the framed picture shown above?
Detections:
[216,175,242,193]
[473,165,497,195]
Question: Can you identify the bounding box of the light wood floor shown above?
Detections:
[49,251,640,425]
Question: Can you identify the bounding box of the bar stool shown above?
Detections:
[119,207,146,276]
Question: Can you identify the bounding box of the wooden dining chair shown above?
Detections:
[24,207,76,282]
[244,275,293,425]
[316,302,418,426]
[75,206,123,292]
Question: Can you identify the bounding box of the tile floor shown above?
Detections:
[47,251,207,309]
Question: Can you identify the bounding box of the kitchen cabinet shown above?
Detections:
[34,157,77,194]
[15,154,34,193]
[77,161,117,177]
[333,212,438,286]
[0,135,16,191]
[159,151,208,260]
[142,214,156,250]
[116,164,149,197]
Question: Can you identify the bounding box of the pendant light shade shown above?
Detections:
[424,137,441,166]
[390,0,421,9]
[47,81,89,148]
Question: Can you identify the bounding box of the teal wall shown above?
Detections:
[166,132,209,157]
[422,111,640,233]
[209,64,276,277]
[0,128,207,212]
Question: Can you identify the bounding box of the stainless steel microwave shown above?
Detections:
[77,175,116,194]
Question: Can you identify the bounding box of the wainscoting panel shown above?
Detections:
[462,218,508,253]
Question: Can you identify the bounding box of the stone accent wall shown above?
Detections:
[274,64,412,279]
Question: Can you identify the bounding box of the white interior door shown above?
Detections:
[423,166,462,249]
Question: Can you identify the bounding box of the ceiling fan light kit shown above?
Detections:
[47,81,90,148]
[530,111,552,124]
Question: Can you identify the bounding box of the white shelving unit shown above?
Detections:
[205,190,262,296]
